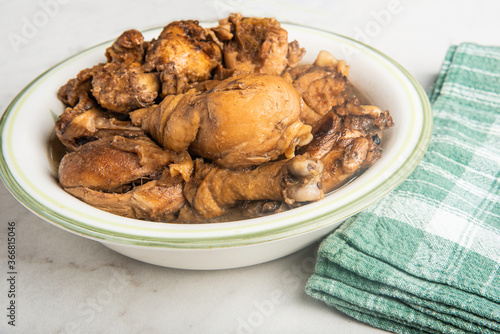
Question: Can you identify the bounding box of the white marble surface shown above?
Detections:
[1,1,499,333]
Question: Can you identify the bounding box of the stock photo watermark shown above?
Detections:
[6,222,17,327]
[7,0,70,53]
[339,0,404,57]
[61,268,130,334]
[209,0,334,18]
[228,256,316,334]
[354,0,403,44]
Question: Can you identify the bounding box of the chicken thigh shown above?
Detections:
[144,20,222,96]
[131,73,313,169]
[91,62,160,114]
[57,64,104,107]
[211,13,305,76]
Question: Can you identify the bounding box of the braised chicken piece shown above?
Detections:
[181,155,323,220]
[56,107,142,151]
[58,135,180,192]
[55,93,143,151]
[105,29,147,64]
[285,50,352,126]
[57,64,104,107]
[130,90,198,153]
[337,101,394,145]
[131,73,313,169]
[91,62,160,114]
[301,111,343,160]
[301,100,393,193]
[144,20,222,96]
[280,49,394,193]
[59,61,160,115]
[65,171,186,221]
[58,29,156,116]
[311,126,377,193]
[189,73,312,168]
[211,13,305,77]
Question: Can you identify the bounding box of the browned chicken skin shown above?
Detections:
[144,20,222,96]
[301,101,393,193]
[55,93,143,151]
[57,64,104,107]
[56,107,142,151]
[105,29,147,64]
[285,51,353,126]
[212,13,305,76]
[190,73,312,168]
[66,172,186,221]
[130,91,199,153]
[91,62,160,114]
[284,50,394,193]
[54,15,394,223]
[288,65,349,125]
[58,135,179,192]
[182,156,323,220]
[131,73,313,169]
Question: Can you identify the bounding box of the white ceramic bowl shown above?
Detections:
[0,23,432,270]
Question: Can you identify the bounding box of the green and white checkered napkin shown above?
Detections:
[306,43,500,334]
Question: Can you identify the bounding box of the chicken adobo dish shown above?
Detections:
[54,14,394,223]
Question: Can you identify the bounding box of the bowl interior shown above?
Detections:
[0,23,432,248]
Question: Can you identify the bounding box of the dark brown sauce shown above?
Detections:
[47,128,68,178]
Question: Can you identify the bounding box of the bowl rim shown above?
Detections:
[0,23,433,249]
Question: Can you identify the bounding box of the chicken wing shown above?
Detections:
[56,94,143,151]
[301,100,394,193]
[58,135,179,192]
[65,171,186,221]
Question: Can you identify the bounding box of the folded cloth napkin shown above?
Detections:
[306,43,500,334]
